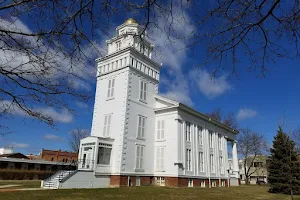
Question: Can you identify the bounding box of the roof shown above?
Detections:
[0,157,72,165]
[154,95,239,134]
[0,153,29,159]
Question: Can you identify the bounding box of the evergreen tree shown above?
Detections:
[268,126,300,194]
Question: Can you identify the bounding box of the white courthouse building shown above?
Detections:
[42,18,240,189]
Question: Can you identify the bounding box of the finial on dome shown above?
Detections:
[124,18,139,25]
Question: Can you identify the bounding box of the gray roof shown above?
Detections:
[0,157,72,165]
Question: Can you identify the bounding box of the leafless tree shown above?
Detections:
[206,108,222,122]
[290,127,300,153]
[1,1,299,133]
[206,108,239,130]
[237,128,269,185]
[68,128,89,153]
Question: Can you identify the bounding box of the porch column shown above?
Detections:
[232,141,239,178]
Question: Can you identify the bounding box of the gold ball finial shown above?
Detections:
[124,18,138,25]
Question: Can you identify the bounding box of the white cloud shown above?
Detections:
[75,101,88,108]
[190,69,232,99]
[147,7,195,106]
[68,79,92,91]
[12,142,29,148]
[43,134,62,140]
[160,74,193,106]
[237,109,257,120]
[0,100,73,123]
[34,107,73,123]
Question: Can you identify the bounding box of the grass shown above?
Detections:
[0,184,299,200]
[0,180,41,188]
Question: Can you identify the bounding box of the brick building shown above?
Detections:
[30,149,78,163]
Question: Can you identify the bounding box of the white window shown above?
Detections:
[185,122,191,142]
[139,80,147,102]
[155,147,165,171]
[210,154,214,173]
[157,120,165,140]
[156,177,165,186]
[219,156,224,174]
[103,114,112,137]
[137,115,146,139]
[209,130,213,148]
[136,145,145,170]
[198,152,204,172]
[218,135,222,150]
[186,149,191,171]
[188,179,193,187]
[97,147,112,165]
[107,78,115,99]
[116,41,121,50]
[198,126,203,145]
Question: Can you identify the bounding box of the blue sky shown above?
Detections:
[1,3,300,155]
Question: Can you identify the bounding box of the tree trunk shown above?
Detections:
[245,177,250,185]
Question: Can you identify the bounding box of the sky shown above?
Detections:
[1,2,300,155]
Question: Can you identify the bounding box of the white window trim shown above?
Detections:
[198,151,204,172]
[219,156,224,174]
[156,177,165,186]
[137,115,146,140]
[155,147,165,172]
[186,149,192,171]
[209,130,213,148]
[185,122,191,142]
[135,145,145,172]
[139,79,147,103]
[97,146,112,166]
[107,78,115,100]
[198,126,203,145]
[210,154,215,173]
[218,135,222,150]
[156,120,165,141]
[103,113,112,137]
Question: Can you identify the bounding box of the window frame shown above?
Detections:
[139,79,147,103]
[103,113,112,137]
[210,154,215,173]
[135,145,145,171]
[198,151,204,172]
[209,130,213,148]
[218,134,222,150]
[219,156,224,174]
[116,41,121,50]
[198,126,203,145]
[107,78,115,100]
[156,120,165,141]
[186,149,192,171]
[97,147,112,165]
[155,147,165,171]
[137,115,146,139]
[185,122,191,142]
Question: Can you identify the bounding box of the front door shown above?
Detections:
[82,147,93,169]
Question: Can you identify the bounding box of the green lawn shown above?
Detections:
[0,180,41,188]
[0,185,299,200]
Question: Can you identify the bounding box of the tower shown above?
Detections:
[87,18,161,175]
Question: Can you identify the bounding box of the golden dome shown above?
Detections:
[124,18,138,25]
